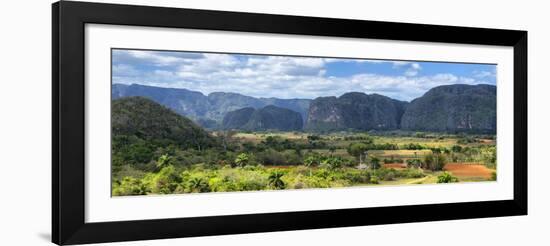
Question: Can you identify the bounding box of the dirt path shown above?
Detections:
[406,175,433,184]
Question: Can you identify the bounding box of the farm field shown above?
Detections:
[444,163,495,181]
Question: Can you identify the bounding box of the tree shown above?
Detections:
[294,145,303,157]
[219,130,237,152]
[423,154,434,170]
[307,135,321,142]
[370,157,381,170]
[268,171,286,189]
[406,159,422,169]
[155,154,172,170]
[451,145,462,153]
[433,153,447,171]
[189,177,209,192]
[303,155,320,176]
[322,156,343,170]
[234,153,249,167]
[347,143,369,165]
[328,146,336,155]
[424,153,446,171]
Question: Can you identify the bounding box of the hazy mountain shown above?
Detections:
[222,107,256,130]
[400,84,496,133]
[305,92,408,131]
[112,84,311,127]
[223,105,303,131]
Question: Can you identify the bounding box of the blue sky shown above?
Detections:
[112,49,496,101]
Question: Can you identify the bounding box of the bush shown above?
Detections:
[235,171,268,191]
[369,176,379,184]
[144,165,182,194]
[400,168,425,178]
[321,156,344,170]
[370,157,381,169]
[383,157,404,164]
[423,153,446,171]
[255,148,286,166]
[234,153,250,167]
[402,143,426,150]
[112,177,149,196]
[383,172,395,181]
[406,159,422,168]
[437,172,459,183]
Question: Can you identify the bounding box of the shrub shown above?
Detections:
[255,148,286,165]
[145,165,181,194]
[235,171,268,191]
[423,153,446,171]
[383,172,395,181]
[188,176,210,193]
[406,159,422,168]
[451,145,463,153]
[304,155,320,168]
[402,143,426,150]
[370,176,379,184]
[370,157,381,170]
[437,172,459,183]
[401,168,425,178]
[112,177,149,196]
[383,157,404,164]
[321,156,344,170]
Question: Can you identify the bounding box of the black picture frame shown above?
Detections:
[52,1,527,245]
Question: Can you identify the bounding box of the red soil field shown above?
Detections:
[444,163,494,179]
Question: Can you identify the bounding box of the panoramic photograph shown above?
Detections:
[111,48,497,196]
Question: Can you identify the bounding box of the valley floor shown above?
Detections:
[112,131,496,196]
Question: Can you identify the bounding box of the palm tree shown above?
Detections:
[322,156,343,170]
[370,157,381,170]
[189,177,206,192]
[155,154,172,170]
[303,156,319,176]
[268,171,285,189]
[234,153,249,167]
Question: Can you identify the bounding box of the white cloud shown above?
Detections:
[112,50,492,101]
[473,70,496,79]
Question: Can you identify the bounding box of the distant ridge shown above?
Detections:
[112,83,496,133]
[223,105,303,131]
[112,84,310,127]
[400,84,496,133]
[305,92,407,131]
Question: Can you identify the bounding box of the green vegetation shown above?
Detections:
[437,172,459,183]
[113,129,497,195]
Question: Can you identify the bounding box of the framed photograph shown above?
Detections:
[52,1,527,245]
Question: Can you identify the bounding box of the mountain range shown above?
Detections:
[112,83,496,133]
[112,84,310,127]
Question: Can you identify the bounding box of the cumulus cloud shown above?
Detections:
[112,49,495,101]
